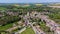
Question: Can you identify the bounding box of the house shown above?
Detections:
[30,11,38,17]
[0,12,4,17]
[55,27,60,34]
[6,11,19,16]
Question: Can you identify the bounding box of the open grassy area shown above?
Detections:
[0,32,8,34]
[0,23,13,31]
[21,27,35,34]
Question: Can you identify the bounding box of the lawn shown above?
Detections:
[0,23,13,31]
[39,22,50,32]
[21,27,35,34]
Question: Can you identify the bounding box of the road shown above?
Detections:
[23,15,46,34]
[15,27,26,34]
[28,22,45,34]
[6,21,26,34]
[6,12,60,34]
[6,26,19,32]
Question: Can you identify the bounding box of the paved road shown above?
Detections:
[6,21,23,32]
[6,26,19,32]
[6,21,26,34]
[6,12,60,34]
[23,15,45,34]
[15,27,26,34]
[29,22,45,34]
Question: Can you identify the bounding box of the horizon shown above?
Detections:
[0,2,60,4]
[0,0,60,3]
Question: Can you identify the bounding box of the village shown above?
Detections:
[0,10,60,34]
[0,3,60,34]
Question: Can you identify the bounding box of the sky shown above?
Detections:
[0,0,60,3]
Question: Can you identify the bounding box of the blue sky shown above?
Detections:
[0,0,60,3]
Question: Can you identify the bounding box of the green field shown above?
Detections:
[0,23,13,31]
[21,27,35,34]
